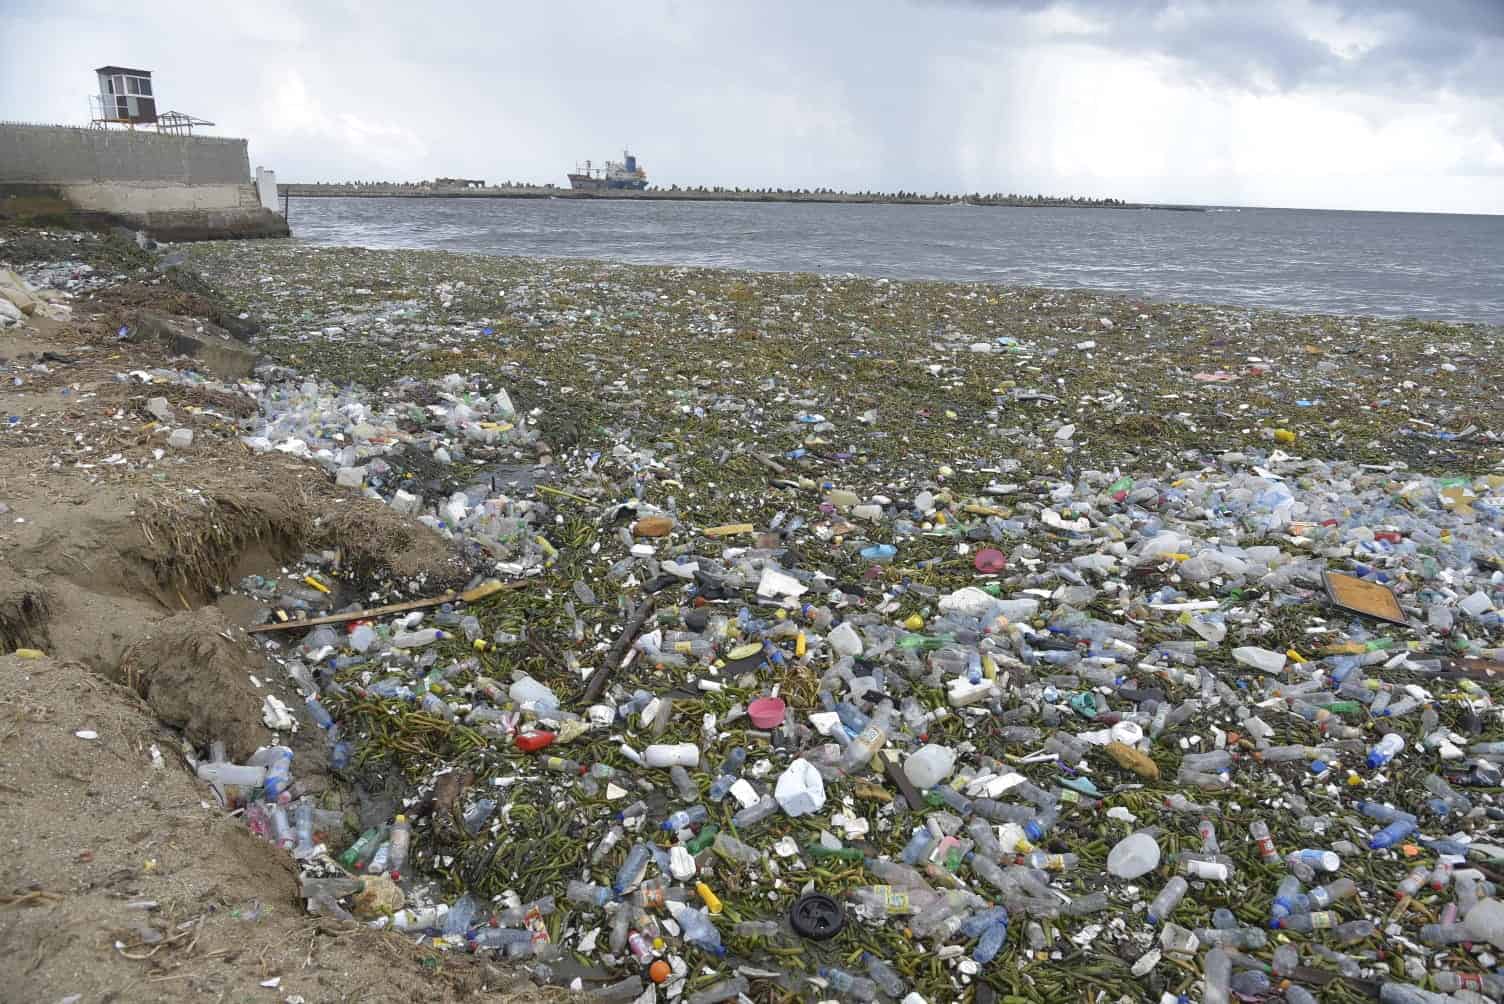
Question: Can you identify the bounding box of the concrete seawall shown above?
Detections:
[0,123,288,240]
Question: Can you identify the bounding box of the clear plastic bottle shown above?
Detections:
[1334,919,1376,944]
[733,919,781,938]
[685,976,749,1004]
[863,952,906,997]
[388,814,411,878]
[1366,732,1405,768]
[731,795,780,830]
[393,628,446,648]
[566,880,612,908]
[1249,819,1278,863]
[444,893,477,937]
[1370,817,1418,849]
[662,806,708,832]
[899,826,936,865]
[973,920,1008,963]
[1271,875,1307,919]
[1202,947,1231,1004]
[1193,927,1266,949]
[819,966,877,999]
[1147,876,1188,924]
[967,818,1003,860]
[1433,972,1504,997]
[669,765,699,802]
[1309,877,1356,909]
[841,700,894,771]
[613,844,652,895]
[1396,864,1430,899]
[1279,911,1337,933]
[711,832,761,865]
[669,902,725,957]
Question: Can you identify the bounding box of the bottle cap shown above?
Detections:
[789,892,845,940]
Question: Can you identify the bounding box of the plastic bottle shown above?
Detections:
[1377,983,1457,1004]
[1308,878,1356,910]
[967,818,1003,860]
[711,832,761,865]
[393,628,446,648]
[863,952,906,997]
[1249,819,1278,863]
[1278,911,1337,932]
[388,814,411,878]
[819,966,877,1000]
[1203,947,1231,1004]
[339,826,386,870]
[662,806,708,832]
[841,700,894,771]
[707,747,747,801]
[685,976,749,1004]
[1106,831,1160,878]
[1193,927,1267,949]
[899,826,936,866]
[973,920,1008,963]
[1334,919,1376,944]
[669,765,699,802]
[1419,922,1469,945]
[669,902,725,957]
[566,880,612,908]
[1271,875,1306,920]
[1292,848,1341,873]
[732,795,780,830]
[1433,972,1504,997]
[1396,865,1430,899]
[734,919,781,938]
[444,893,477,937]
[644,743,700,768]
[197,761,267,787]
[613,843,652,895]
[1147,876,1188,924]
[1367,733,1405,768]
[293,800,315,854]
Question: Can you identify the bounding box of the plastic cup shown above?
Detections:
[748,697,787,729]
[974,548,1007,573]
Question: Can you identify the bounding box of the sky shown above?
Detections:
[2,0,1501,213]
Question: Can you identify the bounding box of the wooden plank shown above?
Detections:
[245,578,527,635]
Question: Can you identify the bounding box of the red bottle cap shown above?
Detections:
[515,730,556,752]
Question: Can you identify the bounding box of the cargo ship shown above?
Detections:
[567,150,648,191]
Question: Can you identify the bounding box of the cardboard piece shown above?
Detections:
[1322,570,1407,625]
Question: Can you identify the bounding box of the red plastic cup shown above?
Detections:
[748,697,787,729]
[974,548,1007,574]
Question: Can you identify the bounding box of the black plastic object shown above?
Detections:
[789,892,845,940]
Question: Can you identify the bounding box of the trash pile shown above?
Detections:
[0,265,75,328]
[164,240,1504,1002]
[239,369,556,572]
[205,443,1504,1003]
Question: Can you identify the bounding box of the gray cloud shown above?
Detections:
[941,0,1504,96]
[1,0,1499,212]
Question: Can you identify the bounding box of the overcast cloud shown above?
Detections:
[2,0,1500,212]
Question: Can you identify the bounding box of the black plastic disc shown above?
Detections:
[788,892,845,940]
